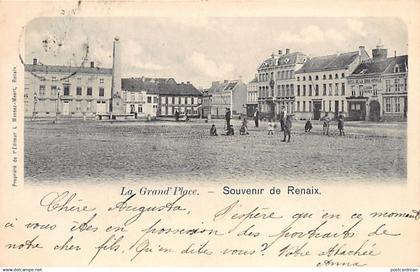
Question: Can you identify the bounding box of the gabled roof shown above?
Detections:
[249,77,258,83]
[24,64,112,75]
[296,51,360,74]
[258,52,306,70]
[121,78,202,96]
[205,80,240,94]
[350,55,408,76]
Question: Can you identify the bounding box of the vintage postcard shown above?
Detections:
[0,0,419,269]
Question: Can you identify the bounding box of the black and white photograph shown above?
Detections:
[24,17,408,183]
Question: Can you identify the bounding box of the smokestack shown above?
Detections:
[33,58,38,65]
[285,48,290,54]
[90,61,94,68]
[394,50,397,58]
[112,37,122,97]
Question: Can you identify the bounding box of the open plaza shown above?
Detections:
[24,119,406,183]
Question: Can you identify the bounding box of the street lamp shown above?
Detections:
[55,87,61,123]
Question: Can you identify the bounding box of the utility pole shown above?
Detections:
[55,87,61,123]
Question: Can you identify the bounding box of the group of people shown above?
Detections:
[210,107,346,140]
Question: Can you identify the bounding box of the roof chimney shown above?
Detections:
[358,45,365,55]
[278,50,282,55]
[394,50,397,58]
[285,48,290,54]
[90,61,94,68]
[33,58,38,65]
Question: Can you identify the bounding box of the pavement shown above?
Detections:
[24,119,406,183]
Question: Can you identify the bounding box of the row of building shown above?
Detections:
[24,37,408,122]
[247,45,408,121]
[24,38,203,119]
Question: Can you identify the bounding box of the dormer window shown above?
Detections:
[394,64,400,73]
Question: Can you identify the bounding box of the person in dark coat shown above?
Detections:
[254,108,260,127]
[338,114,345,136]
[305,118,313,133]
[225,108,231,128]
[175,110,180,121]
[279,106,286,131]
[210,124,218,136]
[282,115,292,142]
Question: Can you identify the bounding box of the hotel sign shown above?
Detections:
[348,77,381,84]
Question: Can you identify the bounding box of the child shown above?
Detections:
[226,125,235,136]
[321,113,331,136]
[240,118,249,135]
[305,118,313,133]
[210,124,218,136]
[267,119,274,135]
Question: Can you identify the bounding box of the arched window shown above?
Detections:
[329,74,332,80]
[335,73,338,79]
[323,75,326,80]
[394,65,400,73]
[341,73,345,78]
[315,75,319,80]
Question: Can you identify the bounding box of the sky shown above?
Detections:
[25,17,408,88]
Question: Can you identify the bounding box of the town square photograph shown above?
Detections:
[24,17,408,183]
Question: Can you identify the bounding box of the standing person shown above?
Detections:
[305,118,313,133]
[321,113,331,136]
[282,115,292,142]
[338,114,345,136]
[175,110,180,121]
[279,106,286,131]
[225,108,231,129]
[267,119,274,135]
[254,108,260,127]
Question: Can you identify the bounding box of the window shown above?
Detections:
[335,83,339,96]
[335,73,338,79]
[138,106,143,113]
[373,84,377,96]
[395,78,400,92]
[154,96,158,104]
[341,73,345,78]
[52,76,57,82]
[315,75,319,80]
[395,97,401,112]
[308,76,312,81]
[328,84,332,96]
[281,85,285,97]
[358,85,364,97]
[286,85,290,97]
[303,76,306,81]
[290,85,294,96]
[63,85,70,96]
[329,74,332,80]
[309,101,312,112]
[51,86,57,96]
[303,101,306,112]
[303,85,306,96]
[173,97,176,104]
[39,85,46,96]
[323,100,326,111]
[87,87,92,96]
[351,85,356,96]
[315,85,319,96]
[76,87,82,96]
[341,83,345,96]
[323,84,327,96]
[309,85,312,96]
[341,100,344,112]
[99,78,104,84]
[77,77,82,82]
[297,76,300,81]
[385,97,391,112]
[329,101,332,112]
[147,96,152,103]
[404,78,407,91]
[323,75,326,80]
[297,101,300,111]
[76,101,81,111]
[394,65,400,73]
[385,80,391,92]
[297,85,300,96]
[99,87,104,97]
[184,97,188,104]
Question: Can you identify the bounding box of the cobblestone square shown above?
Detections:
[24,119,406,183]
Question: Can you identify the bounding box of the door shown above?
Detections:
[313,101,322,120]
[369,100,381,121]
[62,101,70,115]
